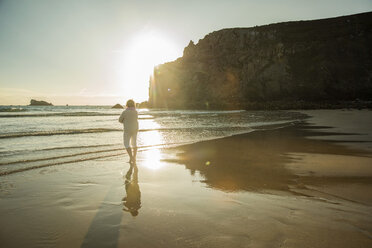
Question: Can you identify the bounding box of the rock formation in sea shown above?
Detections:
[149,12,372,109]
[112,103,124,109]
[29,99,53,106]
[138,101,149,108]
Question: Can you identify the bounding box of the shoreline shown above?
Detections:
[164,116,372,203]
[0,109,372,247]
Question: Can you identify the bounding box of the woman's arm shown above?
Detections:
[119,111,125,123]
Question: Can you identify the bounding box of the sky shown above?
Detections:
[0,0,371,105]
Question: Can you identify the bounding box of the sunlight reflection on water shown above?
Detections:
[142,148,164,170]
[140,124,165,170]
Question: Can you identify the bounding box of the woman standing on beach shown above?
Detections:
[119,99,139,164]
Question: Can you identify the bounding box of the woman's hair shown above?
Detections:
[126,99,135,108]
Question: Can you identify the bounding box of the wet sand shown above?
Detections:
[1,110,372,247]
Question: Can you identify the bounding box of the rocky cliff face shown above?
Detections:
[149,12,372,109]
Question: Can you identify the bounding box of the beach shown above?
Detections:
[0,109,372,247]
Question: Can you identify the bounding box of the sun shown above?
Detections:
[116,31,181,102]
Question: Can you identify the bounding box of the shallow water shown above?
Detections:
[0,109,372,247]
[0,106,306,175]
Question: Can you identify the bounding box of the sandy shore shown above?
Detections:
[1,110,372,247]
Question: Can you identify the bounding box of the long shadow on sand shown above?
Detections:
[80,164,142,248]
[80,184,123,248]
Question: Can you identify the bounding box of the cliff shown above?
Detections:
[149,12,372,109]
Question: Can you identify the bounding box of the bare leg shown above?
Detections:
[133,147,137,163]
[126,147,133,163]
[131,132,138,164]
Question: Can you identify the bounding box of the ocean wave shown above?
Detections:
[0,143,121,159]
[0,152,125,176]
[0,110,246,118]
[0,127,183,139]
[0,112,119,118]
[0,147,124,166]
[0,142,185,166]
[146,110,246,117]
[0,142,186,176]
[40,143,120,151]
[0,128,121,139]
[0,123,291,139]
[0,127,175,139]
[0,127,192,139]
[0,107,27,112]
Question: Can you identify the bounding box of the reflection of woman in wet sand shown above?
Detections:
[122,164,141,216]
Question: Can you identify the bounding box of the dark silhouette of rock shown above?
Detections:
[138,101,149,108]
[149,12,372,109]
[29,99,53,106]
[112,103,124,109]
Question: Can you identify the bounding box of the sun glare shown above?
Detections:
[117,31,181,102]
[141,128,165,170]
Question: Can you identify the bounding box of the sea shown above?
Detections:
[0,105,306,176]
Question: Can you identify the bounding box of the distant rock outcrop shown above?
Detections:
[149,12,372,109]
[138,101,149,108]
[29,99,53,106]
[112,103,124,109]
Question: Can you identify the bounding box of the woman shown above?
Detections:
[119,99,139,163]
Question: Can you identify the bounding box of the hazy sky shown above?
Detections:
[0,0,371,105]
